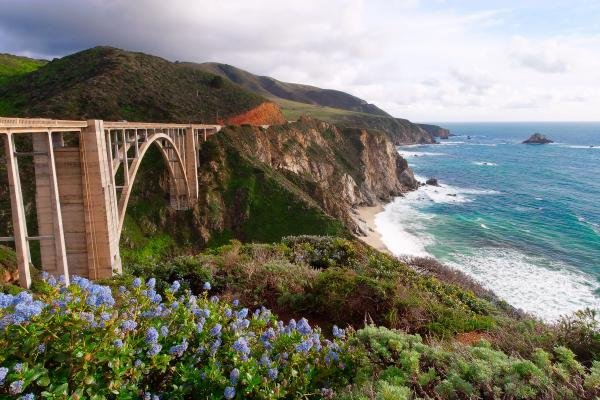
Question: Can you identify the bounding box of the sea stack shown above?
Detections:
[523,133,553,144]
[426,178,440,186]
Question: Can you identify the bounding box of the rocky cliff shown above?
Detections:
[417,123,451,139]
[192,117,417,240]
[117,117,417,259]
[232,117,416,212]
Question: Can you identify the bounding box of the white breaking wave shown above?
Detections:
[550,143,600,150]
[446,248,600,321]
[375,179,500,257]
[437,141,465,146]
[374,180,600,321]
[467,143,498,147]
[473,161,498,166]
[412,175,500,204]
[397,150,446,157]
[374,197,433,257]
[559,144,600,149]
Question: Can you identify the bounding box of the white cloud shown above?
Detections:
[510,37,569,73]
[0,0,599,121]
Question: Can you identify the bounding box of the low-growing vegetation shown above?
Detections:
[1,263,599,399]
[121,236,600,366]
[125,236,499,339]
[0,275,354,398]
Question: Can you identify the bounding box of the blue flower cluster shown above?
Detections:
[0,292,45,328]
[72,276,115,307]
[0,275,350,398]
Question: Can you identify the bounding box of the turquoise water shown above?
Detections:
[377,122,600,320]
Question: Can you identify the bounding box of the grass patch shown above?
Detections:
[0,54,46,87]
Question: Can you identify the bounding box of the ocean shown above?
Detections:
[377,122,600,321]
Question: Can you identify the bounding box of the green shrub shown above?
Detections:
[349,326,598,400]
[283,236,357,269]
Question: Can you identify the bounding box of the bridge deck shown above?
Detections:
[0,117,221,133]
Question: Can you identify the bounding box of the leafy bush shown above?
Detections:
[122,236,503,338]
[0,274,353,399]
[343,326,599,400]
[283,236,358,269]
[489,309,600,365]
[1,273,599,399]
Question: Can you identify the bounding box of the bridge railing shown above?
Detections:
[0,117,221,132]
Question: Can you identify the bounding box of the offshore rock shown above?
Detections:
[426,178,440,186]
[523,133,553,144]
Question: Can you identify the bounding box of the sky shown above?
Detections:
[0,0,599,122]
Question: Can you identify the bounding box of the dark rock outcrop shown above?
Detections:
[426,178,440,186]
[523,133,553,144]
[417,123,452,139]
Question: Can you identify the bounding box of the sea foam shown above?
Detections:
[375,180,599,321]
[446,248,600,321]
[397,150,446,157]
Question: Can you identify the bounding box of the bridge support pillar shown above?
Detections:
[32,132,70,283]
[185,126,199,204]
[3,133,32,288]
[80,120,122,279]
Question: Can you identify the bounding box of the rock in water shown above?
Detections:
[426,178,440,186]
[523,133,553,144]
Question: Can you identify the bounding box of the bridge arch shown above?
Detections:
[115,132,190,238]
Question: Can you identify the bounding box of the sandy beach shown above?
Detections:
[352,204,391,254]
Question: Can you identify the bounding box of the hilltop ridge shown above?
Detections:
[190,61,442,145]
[0,47,448,145]
[0,46,276,124]
[190,61,390,116]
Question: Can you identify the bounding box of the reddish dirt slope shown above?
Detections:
[226,102,286,125]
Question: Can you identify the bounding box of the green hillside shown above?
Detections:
[0,53,46,86]
[0,47,265,121]
[191,62,437,144]
[191,62,390,116]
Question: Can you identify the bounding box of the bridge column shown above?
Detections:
[3,133,32,288]
[32,131,70,283]
[80,120,122,279]
[185,126,198,204]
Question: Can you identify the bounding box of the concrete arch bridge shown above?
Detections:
[0,118,221,287]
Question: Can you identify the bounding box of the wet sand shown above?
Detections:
[352,204,391,254]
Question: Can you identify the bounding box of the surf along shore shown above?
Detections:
[352,204,390,255]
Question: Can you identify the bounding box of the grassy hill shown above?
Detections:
[0,47,267,122]
[0,48,439,144]
[191,62,390,116]
[0,53,46,86]
[191,62,437,144]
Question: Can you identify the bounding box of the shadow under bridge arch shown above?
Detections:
[115,132,191,240]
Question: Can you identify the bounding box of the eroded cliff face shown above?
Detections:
[118,117,417,255]
[194,117,417,238]
[225,102,286,125]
